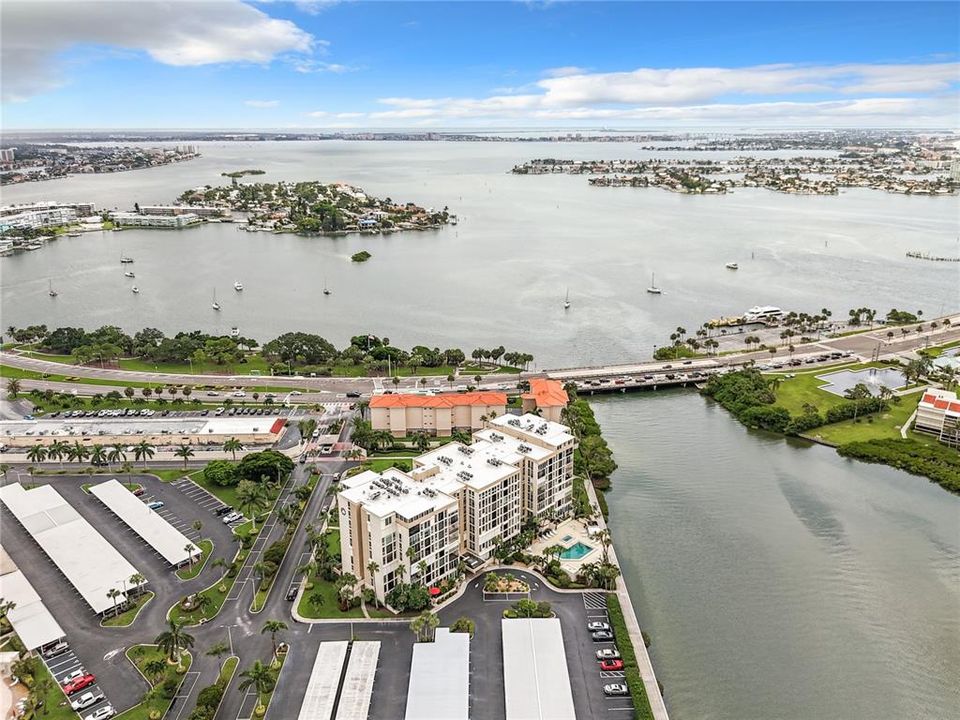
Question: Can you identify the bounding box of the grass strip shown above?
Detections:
[101,591,155,628]
[607,594,655,720]
[177,539,214,580]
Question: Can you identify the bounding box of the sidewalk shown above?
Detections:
[584,478,670,720]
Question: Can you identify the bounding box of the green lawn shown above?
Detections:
[30,656,77,720]
[920,339,960,358]
[189,466,281,510]
[812,393,938,447]
[102,591,155,627]
[148,467,197,483]
[766,361,888,416]
[177,539,213,579]
[116,646,193,720]
[118,355,272,375]
[364,458,414,472]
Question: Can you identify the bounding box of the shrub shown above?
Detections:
[203,460,239,487]
[837,438,960,493]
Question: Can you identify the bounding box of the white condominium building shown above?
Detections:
[477,413,577,520]
[338,412,577,604]
[111,212,201,228]
[915,388,960,446]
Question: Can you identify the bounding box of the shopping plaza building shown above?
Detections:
[337,413,577,603]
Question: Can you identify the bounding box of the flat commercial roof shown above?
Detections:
[298,641,348,720]
[0,483,142,614]
[90,479,198,566]
[0,549,65,651]
[0,416,283,439]
[335,641,380,720]
[501,618,576,720]
[405,629,469,720]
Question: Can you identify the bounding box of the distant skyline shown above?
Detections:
[2,1,958,129]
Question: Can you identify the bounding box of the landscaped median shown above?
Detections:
[101,591,155,628]
[606,595,655,720]
[176,539,213,580]
[184,656,238,720]
[117,645,193,720]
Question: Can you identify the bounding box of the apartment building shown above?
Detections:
[476,413,577,520]
[521,378,569,422]
[139,205,229,218]
[915,388,960,447]
[0,206,77,232]
[338,412,576,604]
[338,467,462,602]
[111,212,201,229]
[369,391,506,437]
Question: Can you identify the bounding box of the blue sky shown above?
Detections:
[3,1,958,128]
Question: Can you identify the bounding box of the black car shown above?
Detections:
[49,411,60,418]
[91,458,108,467]
[286,582,300,601]
[214,506,234,516]
[346,391,361,398]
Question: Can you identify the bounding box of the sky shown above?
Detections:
[2,1,958,129]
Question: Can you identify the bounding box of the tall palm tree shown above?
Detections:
[366,560,380,606]
[409,610,440,643]
[174,443,194,469]
[106,588,122,616]
[223,437,242,461]
[192,519,203,543]
[238,660,275,713]
[133,440,155,469]
[154,618,195,665]
[90,444,107,468]
[5,378,22,398]
[26,444,48,464]
[129,573,146,597]
[48,439,69,469]
[108,443,127,470]
[237,481,268,530]
[261,619,288,658]
[144,658,168,683]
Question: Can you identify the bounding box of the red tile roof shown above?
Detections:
[522,378,569,408]
[369,391,507,409]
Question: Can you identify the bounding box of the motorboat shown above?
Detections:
[726,262,739,270]
[646,272,662,294]
[120,252,134,263]
[131,286,140,294]
[234,281,243,291]
[230,327,240,338]
[124,271,135,278]
[323,277,332,296]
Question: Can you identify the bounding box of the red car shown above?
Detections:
[63,674,96,695]
[599,659,624,672]
[132,487,145,497]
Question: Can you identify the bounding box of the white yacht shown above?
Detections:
[646,272,662,294]
[131,286,140,294]
[230,327,240,338]
[726,262,739,270]
[124,271,135,278]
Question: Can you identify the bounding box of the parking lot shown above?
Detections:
[44,644,115,719]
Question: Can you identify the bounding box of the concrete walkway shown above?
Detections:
[584,478,670,720]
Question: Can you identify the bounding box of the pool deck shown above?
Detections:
[529,518,601,576]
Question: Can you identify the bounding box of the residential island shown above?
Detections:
[0,143,200,185]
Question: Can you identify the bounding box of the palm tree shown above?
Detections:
[144,658,168,683]
[108,443,126,470]
[106,588,122,616]
[366,560,380,606]
[192,519,203,544]
[26,444,48,464]
[261,619,288,658]
[6,378,22,398]
[184,543,197,566]
[154,618,195,665]
[237,480,268,530]
[238,660,275,714]
[129,573,146,597]
[223,437,242,461]
[48,439,69,469]
[134,440,155,468]
[68,441,90,464]
[409,610,440,643]
[844,383,872,421]
[206,641,231,672]
[0,464,9,480]
[90,444,107,468]
[174,443,194,469]
[412,432,430,453]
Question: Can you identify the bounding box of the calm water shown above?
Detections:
[596,391,960,720]
[2,141,958,367]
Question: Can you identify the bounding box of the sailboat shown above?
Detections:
[725,262,739,270]
[323,277,331,296]
[48,280,58,297]
[646,272,662,294]
[563,288,570,309]
[124,271,135,278]
[212,289,221,311]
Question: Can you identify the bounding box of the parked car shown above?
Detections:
[599,659,624,671]
[603,683,629,697]
[232,390,247,398]
[345,391,361,398]
[286,582,300,601]
[222,512,242,524]
[42,641,69,658]
[63,674,96,695]
[215,506,234,517]
[70,690,103,710]
[595,648,621,660]
[587,621,611,632]
[132,487,145,497]
[146,501,164,510]
[591,630,614,642]
[84,706,116,720]
[61,669,85,684]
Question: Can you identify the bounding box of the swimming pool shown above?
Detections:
[559,541,594,560]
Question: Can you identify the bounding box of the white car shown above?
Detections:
[71,692,104,711]
[85,706,116,720]
[61,669,85,684]
[232,391,247,398]
[596,648,621,660]
[603,684,629,697]
[587,621,611,632]
[290,390,302,395]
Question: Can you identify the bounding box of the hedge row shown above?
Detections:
[606,594,655,720]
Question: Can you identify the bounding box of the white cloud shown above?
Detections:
[245,99,280,108]
[542,66,589,78]
[365,62,959,127]
[293,59,356,74]
[2,0,315,102]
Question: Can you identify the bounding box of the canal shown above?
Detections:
[595,389,960,720]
